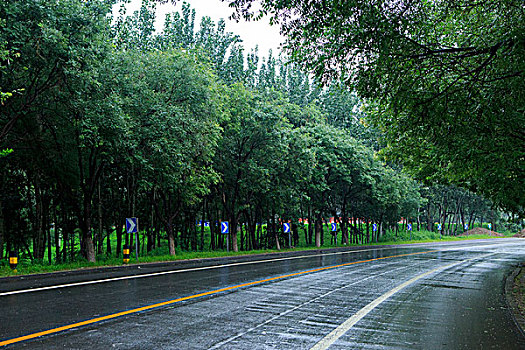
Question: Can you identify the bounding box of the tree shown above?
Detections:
[110,48,221,256]
[227,0,525,217]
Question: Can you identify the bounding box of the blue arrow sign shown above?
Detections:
[221,221,229,234]
[331,223,337,232]
[372,223,378,232]
[204,221,210,227]
[283,223,291,233]
[126,218,138,234]
[407,223,412,231]
[464,223,469,230]
[488,223,492,230]
[437,224,442,231]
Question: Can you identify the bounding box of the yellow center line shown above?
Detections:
[0,249,437,347]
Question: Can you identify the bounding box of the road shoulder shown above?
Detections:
[506,263,525,337]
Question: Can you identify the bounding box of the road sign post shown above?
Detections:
[407,223,412,240]
[221,222,229,252]
[331,223,337,245]
[126,218,139,261]
[283,223,291,248]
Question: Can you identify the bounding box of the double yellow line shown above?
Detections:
[0,250,436,347]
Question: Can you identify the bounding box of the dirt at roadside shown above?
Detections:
[458,227,504,236]
[513,229,525,238]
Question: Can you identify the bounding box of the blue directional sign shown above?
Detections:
[126,218,138,234]
[464,223,469,230]
[221,221,229,234]
[204,221,210,227]
[407,223,412,231]
[488,223,492,230]
[283,223,291,233]
[437,224,442,231]
[331,223,337,232]
[373,223,378,232]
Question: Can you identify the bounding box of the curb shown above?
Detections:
[505,263,525,338]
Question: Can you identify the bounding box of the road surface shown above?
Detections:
[1,239,524,349]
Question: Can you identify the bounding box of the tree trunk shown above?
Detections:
[273,216,281,250]
[307,207,313,245]
[116,218,123,257]
[366,219,370,243]
[33,179,46,260]
[0,199,4,260]
[315,214,321,248]
[426,202,433,231]
[80,195,96,262]
[106,225,112,255]
[97,182,103,255]
[167,221,176,255]
[54,209,60,263]
[256,222,263,249]
[200,200,206,251]
[47,215,52,264]
[231,215,239,252]
[209,211,216,251]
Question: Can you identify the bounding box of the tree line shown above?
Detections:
[0,0,505,263]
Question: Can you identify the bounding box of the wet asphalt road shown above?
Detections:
[1,239,525,349]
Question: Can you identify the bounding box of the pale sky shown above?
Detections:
[120,0,285,56]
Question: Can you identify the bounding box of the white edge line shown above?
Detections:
[309,253,496,350]
[0,247,403,297]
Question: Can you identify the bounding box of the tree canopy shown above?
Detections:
[227,0,525,216]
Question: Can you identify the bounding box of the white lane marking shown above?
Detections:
[0,247,405,297]
[439,241,525,251]
[208,264,411,350]
[310,253,496,350]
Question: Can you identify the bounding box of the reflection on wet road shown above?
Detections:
[1,239,525,349]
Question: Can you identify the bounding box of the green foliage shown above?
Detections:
[0,148,12,157]
[378,229,442,243]
[0,0,515,266]
[229,0,525,217]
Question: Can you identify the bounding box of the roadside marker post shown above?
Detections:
[407,223,412,240]
[126,218,139,261]
[123,245,130,264]
[9,251,18,272]
[488,223,492,230]
[464,223,469,231]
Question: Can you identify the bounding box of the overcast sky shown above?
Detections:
[121,0,285,56]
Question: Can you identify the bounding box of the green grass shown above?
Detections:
[0,228,517,278]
